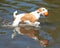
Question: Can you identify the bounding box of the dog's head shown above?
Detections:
[36,7,48,17]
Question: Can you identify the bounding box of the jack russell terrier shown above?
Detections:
[12,7,48,27]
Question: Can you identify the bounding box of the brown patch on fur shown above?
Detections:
[37,8,43,13]
[21,13,36,23]
[19,27,39,39]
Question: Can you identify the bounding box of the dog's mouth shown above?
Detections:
[40,11,48,17]
[40,14,47,18]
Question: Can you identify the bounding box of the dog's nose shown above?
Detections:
[44,12,48,16]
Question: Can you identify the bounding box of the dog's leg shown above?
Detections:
[11,27,24,38]
[11,28,17,39]
[24,20,40,27]
[32,21,40,27]
[24,20,32,24]
[15,27,24,35]
[32,36,38,40]
[12,18,21,27]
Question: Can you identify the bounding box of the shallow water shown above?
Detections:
[0,0,60,48]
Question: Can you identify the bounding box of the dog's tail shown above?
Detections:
[13,11,17,18]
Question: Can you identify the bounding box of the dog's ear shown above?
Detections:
[37,8,42,13]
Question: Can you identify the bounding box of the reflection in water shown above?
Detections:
[0,32,6,34]
[11,25,54,47]
[0,0,60,48]
[12,26,40,40]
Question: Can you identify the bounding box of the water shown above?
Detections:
[0,0,60,48]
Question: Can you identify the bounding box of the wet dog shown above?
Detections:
[12,7,48,27]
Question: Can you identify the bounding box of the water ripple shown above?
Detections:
[0,0,60,48]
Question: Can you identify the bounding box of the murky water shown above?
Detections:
[0,0,60,48]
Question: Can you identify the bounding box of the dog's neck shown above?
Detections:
[30,11,41,19]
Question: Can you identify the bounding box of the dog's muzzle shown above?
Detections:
[40,13,48,18]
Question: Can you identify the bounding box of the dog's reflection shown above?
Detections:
[12,26,49,47]
[12,26,40,40]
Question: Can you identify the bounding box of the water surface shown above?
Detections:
[0,0,60,48]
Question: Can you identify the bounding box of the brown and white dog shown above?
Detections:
[12,7,48,27]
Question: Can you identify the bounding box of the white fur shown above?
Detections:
[30,11,41,19]
[12,12,25,26]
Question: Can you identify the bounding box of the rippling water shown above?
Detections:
[0,0,60,48]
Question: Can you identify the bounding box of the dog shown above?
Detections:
[12,7,48,27]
